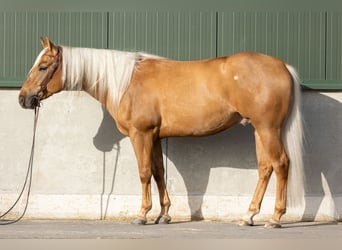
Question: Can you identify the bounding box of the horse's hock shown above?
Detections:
[0,90,341,222]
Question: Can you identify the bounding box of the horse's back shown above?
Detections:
[118,52,293,137]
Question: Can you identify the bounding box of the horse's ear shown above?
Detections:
[45,36,53,50]
[40,36,55,50]
[40,36,46,48]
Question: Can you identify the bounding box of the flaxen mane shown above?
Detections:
[61,47,159,109]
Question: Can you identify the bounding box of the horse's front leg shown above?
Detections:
[152,139,171,224]
[129,129,155,225]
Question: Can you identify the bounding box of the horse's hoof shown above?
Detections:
[264,220,282,229]
[131,218,147,225]
[155,215,171,224]
[238,219,254,226]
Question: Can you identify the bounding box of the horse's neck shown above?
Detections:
[62,46,138,111]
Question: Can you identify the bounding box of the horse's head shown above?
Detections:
[19,36,63,109]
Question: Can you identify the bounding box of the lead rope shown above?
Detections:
[0,106,39,225]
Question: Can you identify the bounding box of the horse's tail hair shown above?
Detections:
[284,64,306,210]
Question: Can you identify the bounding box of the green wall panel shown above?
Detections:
[108,11,216,60]
[218,12,326,82]
[2,0,342,12]
[326,12,342,81]
[55,12,108,48]
[0,9,341,89]
[0,12,108,87]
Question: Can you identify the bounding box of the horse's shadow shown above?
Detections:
[300,92,342,221]
[92,92,341,221]
[92,106,125,220]
[166,125,256,220]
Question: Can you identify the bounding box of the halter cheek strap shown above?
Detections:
[38,46,62,98]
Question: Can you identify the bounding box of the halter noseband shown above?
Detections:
[38,46,62,98]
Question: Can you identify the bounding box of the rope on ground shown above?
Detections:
[0,106,39,225]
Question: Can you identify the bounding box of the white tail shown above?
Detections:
[284,64,306,209]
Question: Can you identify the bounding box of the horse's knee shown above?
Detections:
[152,168,165,183]
[139,168,152,183]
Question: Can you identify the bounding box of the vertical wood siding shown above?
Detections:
[0,11,341,88]
[326,12,342,81]
[108,11,216,60]
[0,12,107,85]
[218,12,326,81]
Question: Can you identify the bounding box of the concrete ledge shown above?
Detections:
[1,194,340,222]
[0,90,341,222]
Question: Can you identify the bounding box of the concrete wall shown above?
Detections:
[0,90,341,222]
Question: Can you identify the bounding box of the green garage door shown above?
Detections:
[1,9,342,89]
[0,12,108,87]
[218,12,326,83]
[326,12,342,82]
[108,11,216,60]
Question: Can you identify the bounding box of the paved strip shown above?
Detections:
[0,220,341,239]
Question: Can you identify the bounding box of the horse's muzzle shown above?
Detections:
[19,94,40,109]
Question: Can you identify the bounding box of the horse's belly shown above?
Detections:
[159,106,242,138]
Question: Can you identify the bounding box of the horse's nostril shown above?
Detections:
[29,95,40,108]
[19,94,39,109]
[19,95,26,108]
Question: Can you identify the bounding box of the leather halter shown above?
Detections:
[37,46,62,98]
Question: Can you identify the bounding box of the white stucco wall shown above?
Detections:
[0,90,341,222]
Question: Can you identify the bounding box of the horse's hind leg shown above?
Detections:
[152,139,171,224]
[239,130,273,226]
[240,128,289,228]
[265,134,289,228]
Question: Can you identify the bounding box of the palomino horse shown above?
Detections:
[19,37,304,228]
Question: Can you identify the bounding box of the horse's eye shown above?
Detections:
[39,66,48,72]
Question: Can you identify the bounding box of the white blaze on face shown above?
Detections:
[233,75,239,81]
